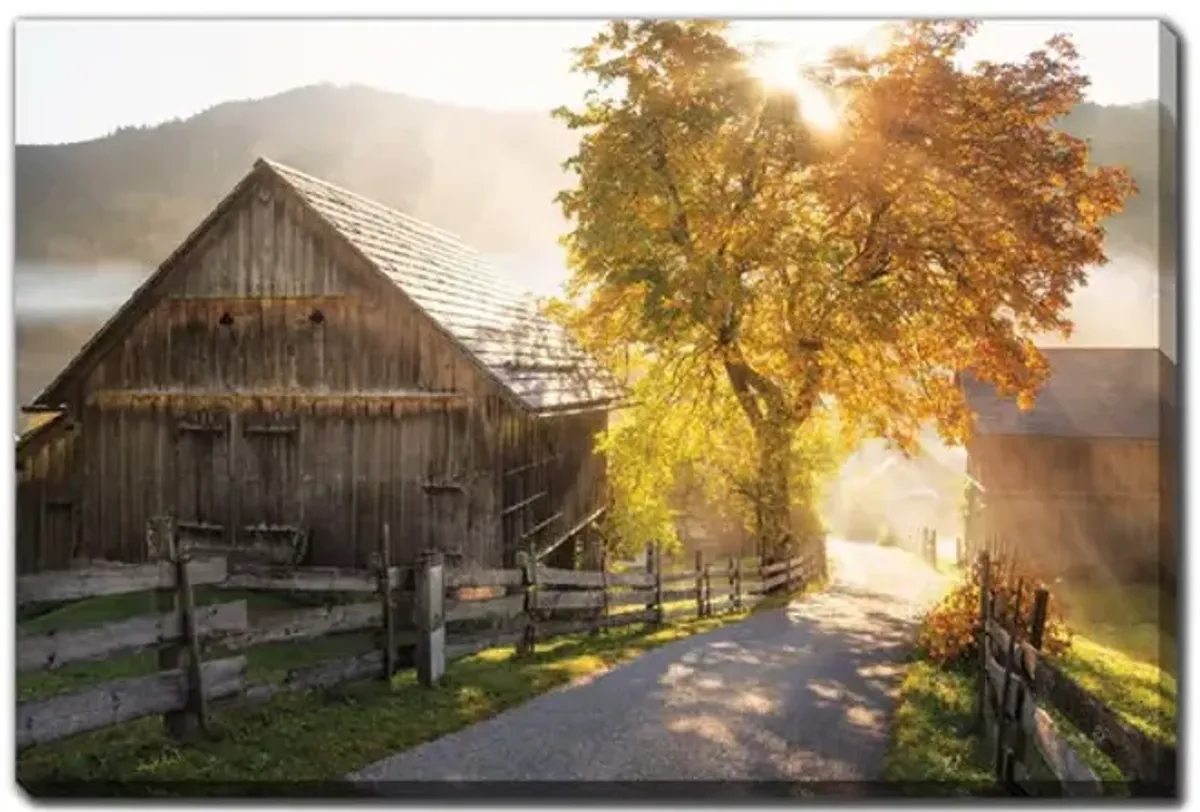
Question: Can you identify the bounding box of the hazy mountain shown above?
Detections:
[15,85,1170,270]
[16,84,579,266]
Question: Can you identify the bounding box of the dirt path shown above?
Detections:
[348,540,950,796]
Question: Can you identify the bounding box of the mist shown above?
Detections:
[823,250,1169,544]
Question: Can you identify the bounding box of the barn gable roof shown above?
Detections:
[960,347,1175,440]
[28,158,623,415]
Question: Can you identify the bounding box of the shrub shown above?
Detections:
[917,553,1073,669]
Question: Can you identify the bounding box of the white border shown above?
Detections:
[4,3,1192,812]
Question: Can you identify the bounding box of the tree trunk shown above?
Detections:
[753,417,794,565]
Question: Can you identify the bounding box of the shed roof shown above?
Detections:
[28,158,623,415]
[960,347,1175,440]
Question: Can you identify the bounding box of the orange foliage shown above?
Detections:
[917,553,1073,668]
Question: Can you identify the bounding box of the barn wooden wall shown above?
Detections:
[16,415,80,573]
[21,169,609,572]
[968,435,1167,583]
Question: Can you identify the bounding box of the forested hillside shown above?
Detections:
[15,85,1170,267]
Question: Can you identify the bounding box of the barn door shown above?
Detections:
[235,413,304,562]
[174,411,231,548]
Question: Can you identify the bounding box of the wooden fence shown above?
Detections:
[972,553,1175,796]
[17,520,821,751]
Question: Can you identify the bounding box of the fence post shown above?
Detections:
[516,550,537,658]
[415,549,445,686]
[653,541,664,625]
[732,555,742,612]
[785,554,794,594]
[376,523,396,682]
[1007,586,1049,786]
[972,551,992,732]
[694,550,704,619]
[996,580,1025,780]
[595,546,610,636]
[173,530,210,738]
[147,517,199,740]
[703,558,713,617]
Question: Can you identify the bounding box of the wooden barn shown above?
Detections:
[959,347,1177,587]
[17,158,623,574]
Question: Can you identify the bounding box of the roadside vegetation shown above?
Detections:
[884,558,1174,792]
[19,578,827,790]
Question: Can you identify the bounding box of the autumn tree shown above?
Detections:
[554,20,1134,561]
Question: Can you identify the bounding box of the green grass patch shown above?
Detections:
[18,609,754,790]
[882,655,999,796]
[1053,636,1176,748]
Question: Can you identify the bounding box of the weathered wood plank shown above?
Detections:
[607,589,657,609]
[223,602,382,650]
[18,601,248,673]
[222,564,383,593]
[660,570,699,584]
[707,584,736,600]
[760,559,790,577]
[445,568,524,589]
[762,572,791,592]
[17,558,228,605]
[535,590,605,613]
[983,652,1101,793]
[445,594,526,624]
[446,630,525,660]
[606,572,654,588]
[535,567,605,589]
[659,587,695,603]
[17,657,246,748]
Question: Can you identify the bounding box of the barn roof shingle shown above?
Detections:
[960,347,1175,440]
[261,159,622,413]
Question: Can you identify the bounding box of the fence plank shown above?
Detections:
[446,630,526,660]
[17,558,228,605]
[534,567,606,589]
[607,589,657,610]
[223,602,382,650]
[535,590,605,613]
[222,565,380,593]
[983,652,1102,793]
[18,600,248,673]
[445,594,526,624]
[606,572,655,588]
[445,568,524,589]
[17,656,246,749]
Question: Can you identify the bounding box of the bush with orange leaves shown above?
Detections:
[916,554,1073,669]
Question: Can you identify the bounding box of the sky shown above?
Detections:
[16,18,1166,145]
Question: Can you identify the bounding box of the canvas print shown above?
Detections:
[13,17,1178,798]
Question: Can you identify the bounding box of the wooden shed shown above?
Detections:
[959,348,1177,587]
[18,158,623,573]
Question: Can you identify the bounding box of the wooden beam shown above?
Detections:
[18,601,248,673]
[445,594,527,624]
[17,558,228,606]
[535,566,605,589]
[17,657,246,749]
[445,568,524,590]
[521,512,563,542]
[223,602,383,650]
[222,564,386,593]
[500,491,547,518]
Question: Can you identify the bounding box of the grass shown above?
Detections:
[1048,582,1177,748]
[882,655,999,796]
[18,578,828,792]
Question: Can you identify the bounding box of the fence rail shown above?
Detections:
[17,521,822,751]
[972,552,1175,796]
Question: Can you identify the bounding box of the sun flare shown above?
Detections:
[748,46,842,133]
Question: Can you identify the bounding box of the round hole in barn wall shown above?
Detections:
[219,312,234,327]
[309,309,325,325]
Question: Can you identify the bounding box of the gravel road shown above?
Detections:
[348,540,950,796]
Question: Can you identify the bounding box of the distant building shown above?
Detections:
[17,159,623,573]
[959,348,1177,587]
